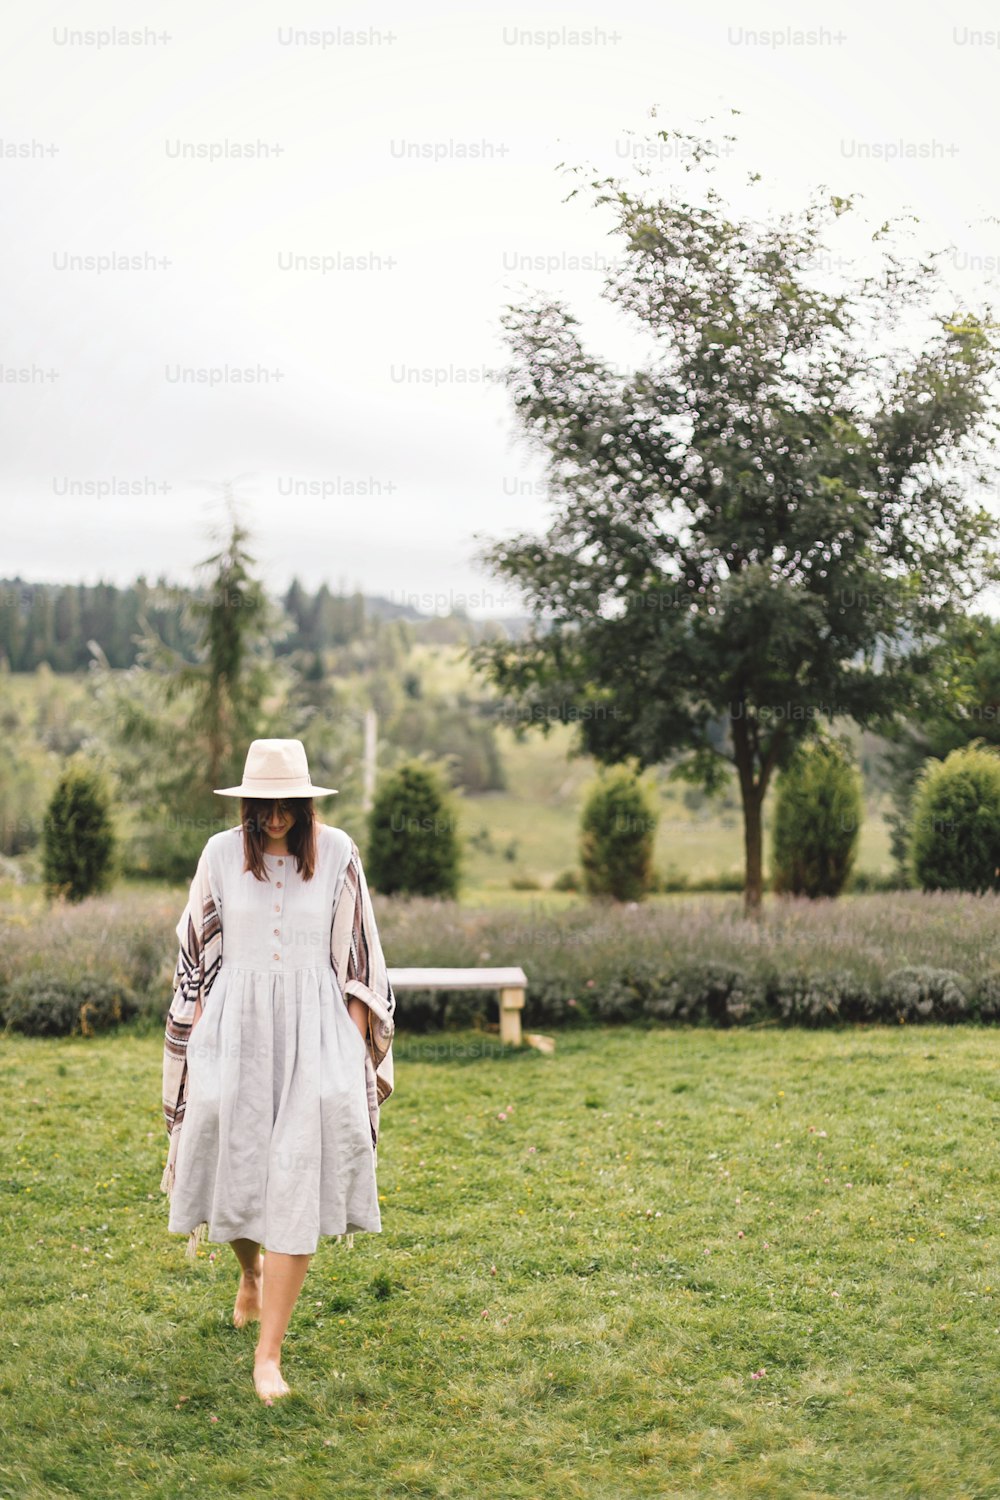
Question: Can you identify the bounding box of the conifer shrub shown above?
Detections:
[771,735,862,898]
[42,760,116,902]
[367,759,461,897]
[909,743,1000,893]
[580,765,657,901]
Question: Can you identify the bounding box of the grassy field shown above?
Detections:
[454,722,894,892]
[4,1022,1000,1498]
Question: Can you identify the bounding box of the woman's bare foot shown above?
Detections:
[233,1257,263,1328]
[253,1354,291,1403]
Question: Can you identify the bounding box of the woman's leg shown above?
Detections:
[230,1237,263,1327]
[253,1250,313,1401]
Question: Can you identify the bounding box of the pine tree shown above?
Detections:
[42,760,116,902]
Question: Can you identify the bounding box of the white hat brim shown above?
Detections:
[214,782,338,797]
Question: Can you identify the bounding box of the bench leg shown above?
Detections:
[499,986,525,1046]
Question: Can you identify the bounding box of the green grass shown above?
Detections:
[4,1024,1000,1497]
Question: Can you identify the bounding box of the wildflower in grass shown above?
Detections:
[751,1368,766,1380]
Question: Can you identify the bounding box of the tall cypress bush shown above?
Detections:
[367,759,461,897]
[42,760,116,902]
[579,765,657,901]
[909,743,1000,893]
[771,736,862,898]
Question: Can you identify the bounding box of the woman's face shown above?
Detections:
[259,800,294,841]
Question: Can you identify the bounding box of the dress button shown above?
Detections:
[274,905,279,912]
[273,952,280,961]
[276,882,283,889]
[278,859,284,866]
[273,928,280,936]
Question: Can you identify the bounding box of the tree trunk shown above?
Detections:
[731,706,764,917]
[741,781,764,916]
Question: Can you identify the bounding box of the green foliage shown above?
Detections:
[880,966,970,1022]
[366,759,461,897]
[767,969,870,1026]
[41,760,116,902]
[389,696,506,792]
[579,765,657,901]
[470,116,1000,912]
[643,961,765,1026]
[882,611,1000,877]
[909,743,1000,892]
[0,973,137,1036]
[771,736,862,897]
[92,501,296,879]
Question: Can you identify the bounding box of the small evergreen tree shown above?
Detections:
[92,497,296,880]
[771,735,862,898]
[909,742,1000,892]
[367,759,461,897]
[579,764,657,901]
[42,760,116,901]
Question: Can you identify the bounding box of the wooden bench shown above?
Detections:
[387,966,530,1046]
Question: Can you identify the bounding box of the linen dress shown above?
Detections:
[166,823,382,1254]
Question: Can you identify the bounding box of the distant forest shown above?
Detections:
[0,576,518,673]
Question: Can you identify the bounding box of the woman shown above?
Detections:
[159,738,396,1404]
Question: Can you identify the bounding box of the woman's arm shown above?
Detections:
[331,840,396,1073]
[346,994,368,1038]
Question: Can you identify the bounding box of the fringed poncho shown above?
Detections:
[160,828,396,1259]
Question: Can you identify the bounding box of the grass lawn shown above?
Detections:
[3,1023,1000,1498]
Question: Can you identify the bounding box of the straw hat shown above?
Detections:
[214,738,338,798]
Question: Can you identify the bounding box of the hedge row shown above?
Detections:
[2,887,1000,1037]
[2,958,998,1038]
[398,961,1000,1032]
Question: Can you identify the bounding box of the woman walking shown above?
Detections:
[159,739,396,1403]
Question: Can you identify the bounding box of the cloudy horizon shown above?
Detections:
[4,0,1000,617]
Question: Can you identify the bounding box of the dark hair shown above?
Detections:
[240,797,317,881]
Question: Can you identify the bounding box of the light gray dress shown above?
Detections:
[166,823,381,1254]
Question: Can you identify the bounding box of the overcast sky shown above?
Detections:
[4,0,1000,615]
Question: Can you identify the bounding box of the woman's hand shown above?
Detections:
[346,996,368,1042]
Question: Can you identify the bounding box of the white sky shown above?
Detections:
[3,0,1000,615]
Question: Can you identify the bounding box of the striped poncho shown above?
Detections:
[160,831,396,1259]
